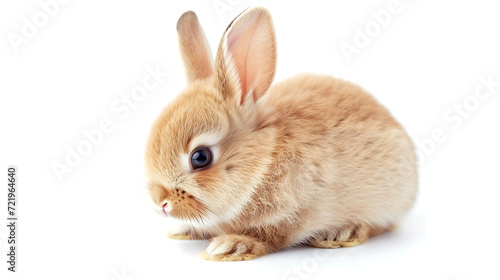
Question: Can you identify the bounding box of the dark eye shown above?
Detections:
[190,147,213,170]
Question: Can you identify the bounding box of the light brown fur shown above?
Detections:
[145,7,418,261]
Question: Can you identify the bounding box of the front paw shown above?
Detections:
[166,224,201,240]
[200,234,269,261]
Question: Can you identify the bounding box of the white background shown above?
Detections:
[1,0,499,279]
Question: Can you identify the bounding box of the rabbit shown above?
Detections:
[144,7,418,262]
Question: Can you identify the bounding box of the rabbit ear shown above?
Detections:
[177,11,213,83]
[215,7,277,105]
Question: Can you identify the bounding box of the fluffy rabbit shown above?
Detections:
[145,7,418,261]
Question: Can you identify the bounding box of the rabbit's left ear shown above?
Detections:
[215,7,277,105]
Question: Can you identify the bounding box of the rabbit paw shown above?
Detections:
[166,224,204,240]
[310,223,371,248]
[200,234,269,261]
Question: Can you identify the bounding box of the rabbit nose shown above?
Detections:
[162,202,169,214]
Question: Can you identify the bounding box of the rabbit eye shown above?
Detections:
[190,147,212,170]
